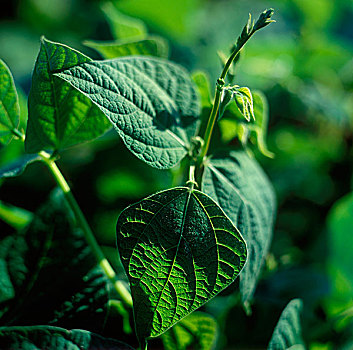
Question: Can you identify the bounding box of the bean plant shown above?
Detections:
[0,7,305,350]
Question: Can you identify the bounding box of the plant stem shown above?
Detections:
[38,150,133,307]
[198,27,257,164]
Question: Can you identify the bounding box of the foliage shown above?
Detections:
[1,0,352,349]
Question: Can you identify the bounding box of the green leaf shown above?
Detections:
[117,187,247,341]
[84,36,169,59]
[326,192,353,315]
[0,154,41,178]
[192,71,212,109]
[162,311,218,350]
[234,87,255,122]
[268,299,305,350]
[56,57,200,169]
[0,59,20,146]
[101,2,147,40]
[219,91,274,158]
[25,37,111,153]
[0,201,33,230]
[202,150,276,303]
[0,326,133,350]
[0,190,110,332]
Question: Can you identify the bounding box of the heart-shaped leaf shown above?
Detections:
[268,299,305,350]
[25,37,111,153]
[202,151,276,303]
[117,187,246,341]
[56,57,200,168]
[0,59,20,146]
[0,326,134,350]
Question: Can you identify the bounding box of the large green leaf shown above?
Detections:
[117,187,247,341]
[25,37,111,153]
[268,299,305,350]
[0,154,41,178]
[0,326,133,350]
[0,191,110,332]
[202,150,276,303]
[56,57,200,169]
[162,311,218,350]
[0,59,20,145]
[84,36,169,59]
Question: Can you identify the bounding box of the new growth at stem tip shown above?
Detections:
[198,8,275,166]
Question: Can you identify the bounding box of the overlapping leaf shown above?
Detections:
[268,299,305,350]
[0,326,133,350]
[25,37,111,153]
[202,150,275,303]
[0,191,110,332]
[84,37,169,59]
[56,57,200,168]
[0,59,20,146]
[0,154,41,178]
[162,311,218,350]
[117,187,247,341]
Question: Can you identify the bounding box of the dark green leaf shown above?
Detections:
[0,326,134,350]
[56,57,200,169]
[0,59,20,146]
[0,154,41,178]
[202,151,276,303]
[84,36,169,59]
[0,191,110,332]
[117,187,247,340]
[25,37,111,153]
[101,2,147,40]
[162,311,218,350]
[268,299,305,350]
[254,9,276,31]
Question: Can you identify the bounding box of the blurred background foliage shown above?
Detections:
[1,0,353,349]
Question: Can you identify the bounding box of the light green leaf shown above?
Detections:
[56,57,200,169]
[0,326,133,350]
[0,154,41,178]
[162,311,218,350]
[234,87,255,122]
[268,299,305,350]
[117,187,247,341]
[202,150,276,303]
[84,36,169,59]
[0,201,33,230]
[25,37,111,153]
[219,91,274,158]
[0,59,20,145]
[192,71,212,109]
[101,2,147,40]
[326,192,353,316]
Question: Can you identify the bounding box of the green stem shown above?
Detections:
[198,28,256,164]
[38,151,133,307]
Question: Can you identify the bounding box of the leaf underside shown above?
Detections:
[162,311,218,350]
[0,59,20,145]
[202,150,275,303]
[268,299,305,350]
[117,187,247,340]
[0,154,41,178]
[25,37,111,153]
[0,326,133,350]
[56,57,200,169]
